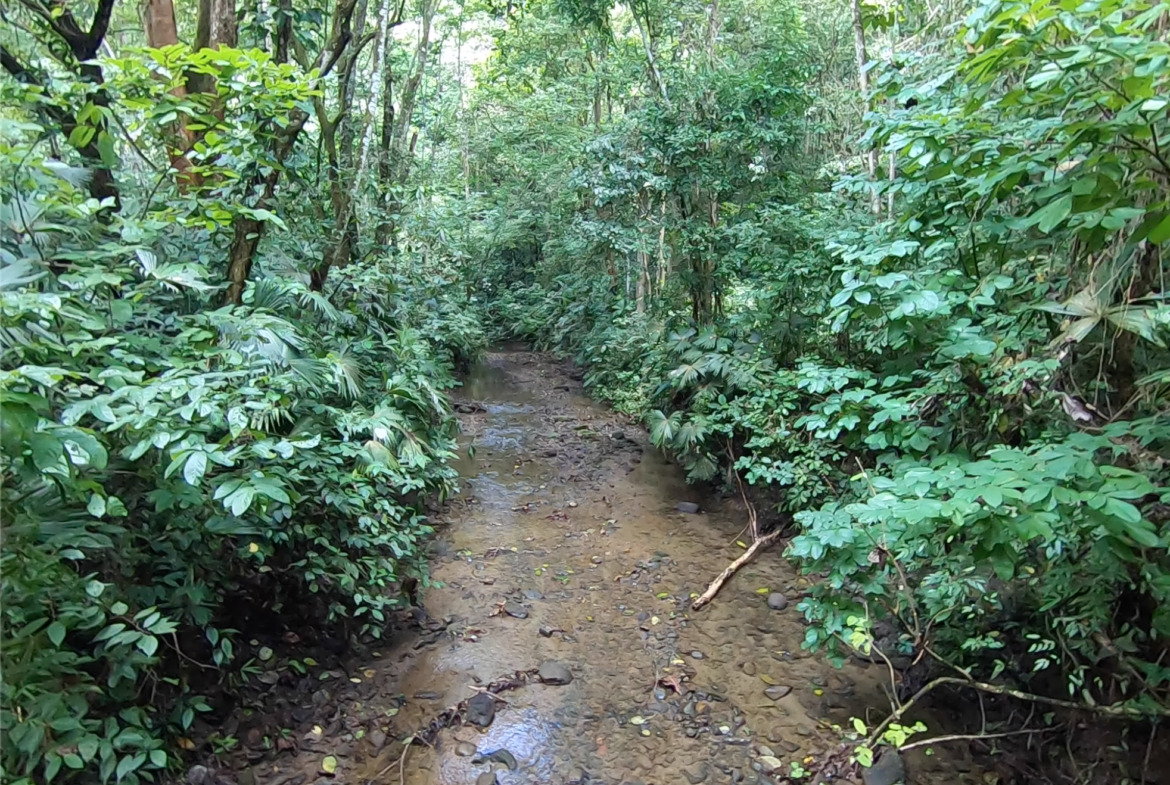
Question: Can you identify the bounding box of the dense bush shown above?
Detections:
[1,105,482,785]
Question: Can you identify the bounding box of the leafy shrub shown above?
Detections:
[0,130,480,783]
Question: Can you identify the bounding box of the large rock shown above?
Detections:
[537,661,573,685]
[467,692,496,727]
[862,752,906,785]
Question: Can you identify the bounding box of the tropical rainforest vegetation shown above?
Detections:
[3,0,1170,782]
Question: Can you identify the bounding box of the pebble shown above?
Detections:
[591,555,603,564]
[186,766,210,785]
[538,625,557,637]
[455,742,478,757]
[764,685,792,700]
[741,662,757,676]
[503,600,529,618]
[683,763,709,784]
[676,501,701,514]
[368,729,387,750]
[523,589,544,600]
[690,651,705,660]
[476,773,497,785]
[537,661,573,685]
[767,593,788,611]
[794,723,813,737]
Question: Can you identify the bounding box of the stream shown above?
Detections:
[230,349,978,785]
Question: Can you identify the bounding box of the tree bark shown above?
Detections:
[141,0,201,188]
[188,0,238,95]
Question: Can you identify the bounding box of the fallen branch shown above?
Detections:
[691,530,783,611]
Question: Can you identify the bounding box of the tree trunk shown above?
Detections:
[141,0,200,188]
[6,0,121,208]
[188,0,238,95]
[850,0,879,213]
[223,0,359,304]
[376,0,437,247]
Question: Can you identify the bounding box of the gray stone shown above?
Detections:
[455,742,478,757]
[523,589,544,600]
[764,685,792,700]
[756,757,782,775]
[676,502,701,514]
[683,763,708,784]
[187,766,211,785]
[368,729,387,751]
[467,692,496,727]
[538,661,573,685]
[741,662,757,676]
[767,593,788,611]
[862,752,906,785]
[475,773,497,785]
[690,651,705,660]
[473,749,518,771]
[503,600,529,618]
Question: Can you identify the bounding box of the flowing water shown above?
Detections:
[235,349,980,785]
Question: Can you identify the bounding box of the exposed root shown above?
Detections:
[691,530,784,611]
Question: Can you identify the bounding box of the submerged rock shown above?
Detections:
[764,685,792,700]
[472,748,518,770]
[537,661,573,685]
[767,592,788,611]
[467,692,496,727]
[503,600,529,618]
[862,752,906,785]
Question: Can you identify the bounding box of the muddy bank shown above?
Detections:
[219,349,979,785]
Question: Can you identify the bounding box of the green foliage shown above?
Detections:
[0,99,481,785]
[466,0,1170,723]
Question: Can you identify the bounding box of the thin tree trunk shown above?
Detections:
[224,0,360,304]
[634,11,668,104]
[850,0,879,213]
[376,0,436,247]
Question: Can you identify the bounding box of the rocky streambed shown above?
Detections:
[217,349,980,785]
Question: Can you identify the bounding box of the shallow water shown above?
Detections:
[238,349,980,785]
